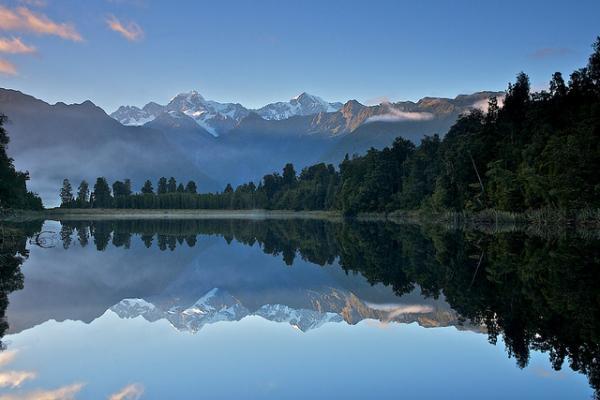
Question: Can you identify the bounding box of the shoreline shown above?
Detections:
[1,208,598,231]
[40,208,348,221]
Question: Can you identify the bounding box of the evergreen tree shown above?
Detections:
[92,177,112,208]
[60,179,74,207]
[185,180,197,194]
[141,180,154,194]
[549,72,567,97]
[167,177,177,193]
[112,180,127,197]
[282,163,297,186]
[157,177,167,194]
[124,179,132,196]
[76,180,89,207]
[177,183,185,193]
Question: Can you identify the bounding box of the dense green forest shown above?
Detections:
[61,37,600,215]
[0,116,42,210]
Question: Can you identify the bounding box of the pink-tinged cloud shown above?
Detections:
[0,37,35,54]
[0,371,37,388]
[0,383,85,400]
[0,350,18,367]
[0,59,17,75]
[108,383,145,400]
[106,15,144,42]
[0,382,85,400]
[0,6,82,42]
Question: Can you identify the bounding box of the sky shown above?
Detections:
[0,0,599,112]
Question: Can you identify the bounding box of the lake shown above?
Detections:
[0,218,597,399]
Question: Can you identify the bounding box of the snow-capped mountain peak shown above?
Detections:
[109,90,343,133]
[109,288,345,333]
[168,90,206,109]
[110,105,157,126]
[256,92,343,120]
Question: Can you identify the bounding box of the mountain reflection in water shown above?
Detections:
[0,218,598,399]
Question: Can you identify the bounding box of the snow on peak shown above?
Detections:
[108,288,347,333]
[110,91,343,131]
[256,92,342,120]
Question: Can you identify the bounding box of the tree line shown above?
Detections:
[59,161,340,210]
[0,116,42,210]
[61,37,600,215]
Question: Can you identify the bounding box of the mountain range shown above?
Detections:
[0,87,503,205]
[110,287,467,333]
[111,92,344,136]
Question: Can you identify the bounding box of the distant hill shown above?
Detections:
[0,89,219,206]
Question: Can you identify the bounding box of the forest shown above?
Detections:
[58,37,600,216]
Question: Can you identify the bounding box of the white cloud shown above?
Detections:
[365,102,434,123]
[365,302,434,314]
[470,95,505,113]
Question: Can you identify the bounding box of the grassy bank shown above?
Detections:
[0,209,45,222]
[408,208,600,228]
[3,208,599,232]
[41,208,345,221]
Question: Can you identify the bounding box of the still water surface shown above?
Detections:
[0,219,597,399]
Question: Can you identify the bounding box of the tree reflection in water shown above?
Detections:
[6,218,600,398]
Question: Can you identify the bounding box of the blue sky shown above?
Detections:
[0,0,599,112]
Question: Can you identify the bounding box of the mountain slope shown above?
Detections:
[322,91,503,162]
[0,89,219,205]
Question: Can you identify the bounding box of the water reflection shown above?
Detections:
[0,222,42,349]
[1,218,598,398]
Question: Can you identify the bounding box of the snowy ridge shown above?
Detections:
[108,287,466,333]
[110,288,345,333]
[255,92,343,120]
[255,304,343,331]
[109,91,342,135]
